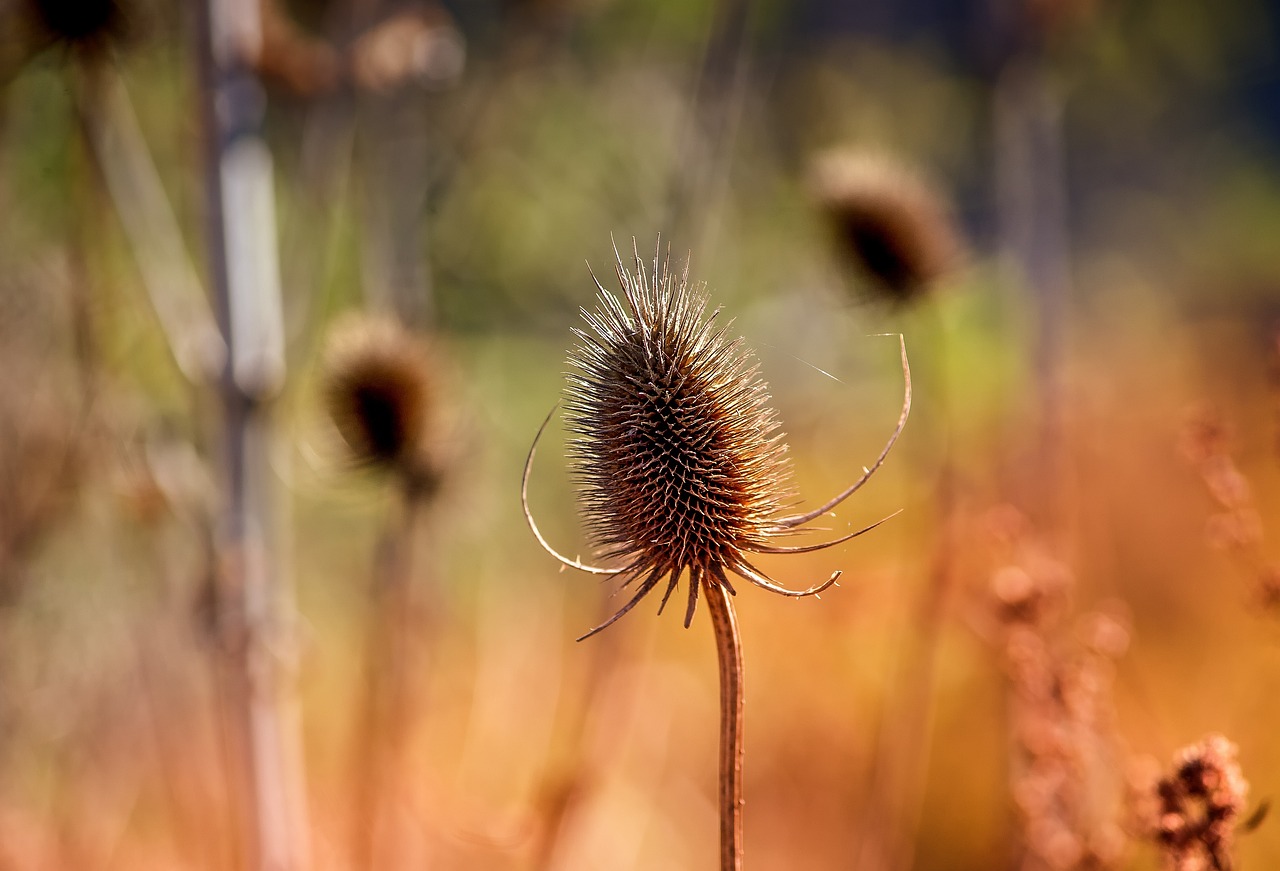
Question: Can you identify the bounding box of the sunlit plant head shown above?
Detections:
[321,314,440,494]
[810,150,962,307]
[523,240,911,639]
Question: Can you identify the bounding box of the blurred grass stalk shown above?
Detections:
[993,47,1072,527]
[854,305,960,871]
[665,0,750,256]
[72,64,225,385]
[350,482,426,869]
[195,1,311,869]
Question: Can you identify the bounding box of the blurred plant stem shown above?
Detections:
[72,63,225,386]
[350,480,431,869]
[665,0,750,258]
[993,51,1072,530]
[529,592,628,871]
[855,305,958,871]
[195,1,310,869]
[357,91,434,329]
[348,0,435,329]
[67,61,103,399]
[706,578,744,871]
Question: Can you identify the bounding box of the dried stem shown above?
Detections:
[72,63,225,385]
[993,46,1072,527]
[705,574,744,871]
[351,482,424,868]
[665,0,750,255]
[855,306,956,871]
[529,591,626,871]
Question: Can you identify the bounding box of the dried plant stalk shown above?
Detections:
[525,240,911,870]
[351,487,423,869]
[319,314,443,865]
[706,578,745,870]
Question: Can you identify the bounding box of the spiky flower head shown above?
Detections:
[566,248,792,575]
[524,242,912,639]
[810,150,962,305]
[321,315,438,489]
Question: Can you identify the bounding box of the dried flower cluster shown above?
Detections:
[809,150,962,305]
[986,507,1129,870]
[525,242,910,639]
[1130,734,1249,871]
[1180,406,1280,609]
[321,315,441,493]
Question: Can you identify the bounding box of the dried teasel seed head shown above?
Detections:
[321,315,437,486]
[810,150,963,305]
[522,239,912,639]
[564,248,793,580]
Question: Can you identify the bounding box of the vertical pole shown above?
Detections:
[194,1,310,869]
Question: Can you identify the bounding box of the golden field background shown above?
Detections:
[1,1,1279,869]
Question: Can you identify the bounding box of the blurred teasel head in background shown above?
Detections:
[321,315,442,495]
[21,0,130,59]
[810,150,963,307]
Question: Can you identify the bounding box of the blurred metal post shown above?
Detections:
[195,1,311,869]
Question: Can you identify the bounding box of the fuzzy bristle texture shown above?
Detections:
[321,315,435,481]
[566,248,792,577]
[525,241,911,639]
[810,150,961,305]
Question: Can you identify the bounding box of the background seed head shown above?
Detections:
[810,149,963,305]
[24,0,128,56]
[321,315,436,481]
[563,247,793,576]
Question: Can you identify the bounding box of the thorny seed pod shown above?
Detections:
[321,315,440,493]
[810,150,962,306]
[524,241,911,639]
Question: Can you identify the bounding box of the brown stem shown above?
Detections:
[705,572,744,871]
[351,483,422,868]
